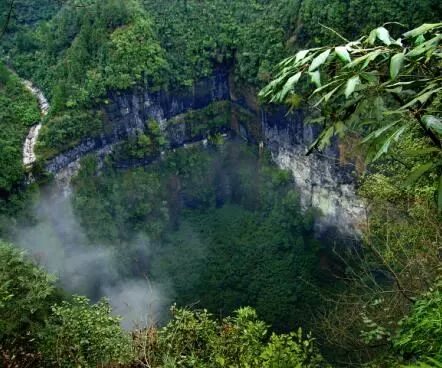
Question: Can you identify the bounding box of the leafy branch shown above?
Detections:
[260,23,442,210]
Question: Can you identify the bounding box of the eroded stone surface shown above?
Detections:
[42,71,365,238]
[259,107,366,239]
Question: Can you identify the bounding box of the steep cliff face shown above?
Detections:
[258,107,366,239]
[44,71,365,237]
[45,70,230,174]
[229,86,366,239]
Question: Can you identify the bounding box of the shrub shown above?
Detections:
[39,296,133,367]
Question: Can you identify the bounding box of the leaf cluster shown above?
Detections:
[260,23,442,210]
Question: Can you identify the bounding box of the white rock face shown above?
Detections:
[22,79,50,167]
[273,147,366,238]
[259,108,367,239]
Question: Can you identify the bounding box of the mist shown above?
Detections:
[14,185,170,329]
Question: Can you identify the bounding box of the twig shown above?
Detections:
[319,22,350,43]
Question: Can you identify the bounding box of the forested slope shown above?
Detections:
[1,0,441,163]
[0,1,441,367]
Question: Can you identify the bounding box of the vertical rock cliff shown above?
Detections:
[231,86,366,239]
[42,70,365,238]
[259,107,366,239]
[45,70,230,174]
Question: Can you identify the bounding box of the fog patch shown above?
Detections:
[14,186,169,329]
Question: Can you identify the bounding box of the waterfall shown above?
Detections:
[22,79,50,167]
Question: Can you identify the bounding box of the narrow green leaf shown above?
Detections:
[309,71,321,87]
[360,72,379,84]
[376,27,392,45]
[403,162,434,187]
[278,56,296,68]
[312,79,343,95]
[308,49,331,72]
[387,80,424,87]
[307,125,333,154]
[335,47,351,63]
[295,49,310,63]
[324,84,343,103]
[345,75,361,98]
[279,72,303,101]
[403,23,442,38]
[400,87,442,110]
[367,29,377,45]
[386,86,403,94]
[390,53,405,79]
[313,84,343,107]
[422,115,442,134]
[345,50,383,70]
[372,126,406,161]
[362,50,383,69]
[407,34,442,57]
[362,121,399,143]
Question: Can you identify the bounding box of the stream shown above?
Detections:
[22,79,50,167]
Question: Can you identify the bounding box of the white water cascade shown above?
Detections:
[22,79,50,167]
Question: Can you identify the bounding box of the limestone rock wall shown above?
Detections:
[45,70,230,174]
[43,71,365,238]
[259,107,366,239]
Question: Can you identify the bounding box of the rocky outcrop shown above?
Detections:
[42,69,365,238]
[45,70,230,174]
[229,88,366,239]
[258,107,366,239]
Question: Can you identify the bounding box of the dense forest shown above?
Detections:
[0,0,441,367]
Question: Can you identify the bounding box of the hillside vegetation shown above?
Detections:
[0,0,441,367]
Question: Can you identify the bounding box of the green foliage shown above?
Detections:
[2,4,442,367]
[40,295,133,368]
[2,0,440,159]
[405,358,442,368]
[0,241,57,367]
[135,306,325,367]
[261,23,442,210]
[0,241,325,367]
[72,141,322,330]
[3,0,168,157]
[144,0,441,88]
[394,280,442,361]
[0,63,39,192]
[143,0,295,87]
[97,15,168,91]
[168,101,232,137]
[37,110,103,158]
[0,241,55,343]
[261,330,325,368]
[292,0,441,47]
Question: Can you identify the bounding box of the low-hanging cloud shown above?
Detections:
[14,185,170,329]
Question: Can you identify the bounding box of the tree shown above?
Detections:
[39,296,133,367]
[134,305,326,367]
[260,23,442,210]
[0,241,56,366]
